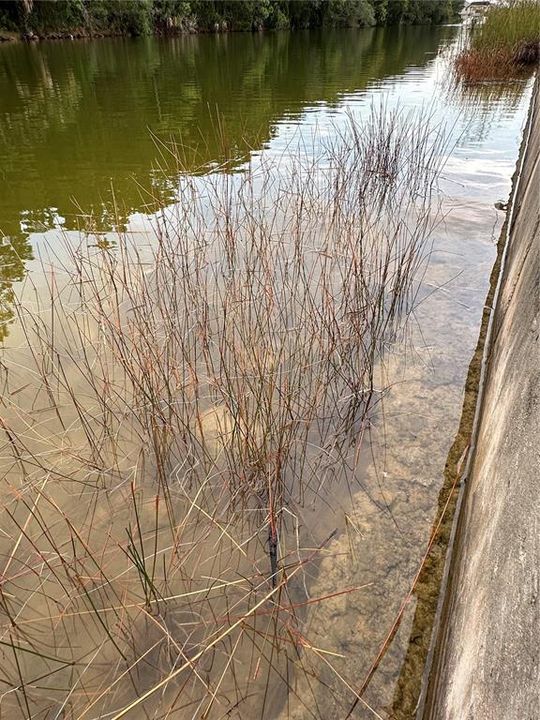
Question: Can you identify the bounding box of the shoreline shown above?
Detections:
[0,20,459,44]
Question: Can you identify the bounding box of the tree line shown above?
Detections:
[1,0,464,38]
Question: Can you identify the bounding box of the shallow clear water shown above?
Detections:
[0,25,533,720]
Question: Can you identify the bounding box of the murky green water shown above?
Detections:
[0,25,534,720]
[0,26,452,237]
[0,27,531,319]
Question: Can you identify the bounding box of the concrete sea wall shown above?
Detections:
[421,75,540,719]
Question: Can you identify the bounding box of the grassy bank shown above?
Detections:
[0,0,464,40]
[456,0,540,82]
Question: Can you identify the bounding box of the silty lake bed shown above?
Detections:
[0,26,534,719]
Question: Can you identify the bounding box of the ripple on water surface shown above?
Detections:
[0,24,534,719]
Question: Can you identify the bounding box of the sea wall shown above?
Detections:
[420,74,540,719]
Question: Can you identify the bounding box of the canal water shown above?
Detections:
[0,25,533,719]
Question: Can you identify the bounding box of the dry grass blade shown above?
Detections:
[0,105,449,718]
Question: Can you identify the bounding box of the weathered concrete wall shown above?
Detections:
[421,76,540,719]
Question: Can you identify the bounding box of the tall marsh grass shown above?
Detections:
[0,107,448,718]
[456,0,540,82]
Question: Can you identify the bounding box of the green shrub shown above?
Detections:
[322,0,375,28]
[25,0,86,32]
[105,0,153,35]
[1,0,466,36]
[0,3,19,31]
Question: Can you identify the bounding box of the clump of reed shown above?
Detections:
[455,0,540,82]
[0,107,448,718]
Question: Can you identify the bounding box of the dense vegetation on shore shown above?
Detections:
[0,0,464,38]
[456,0,540,81]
